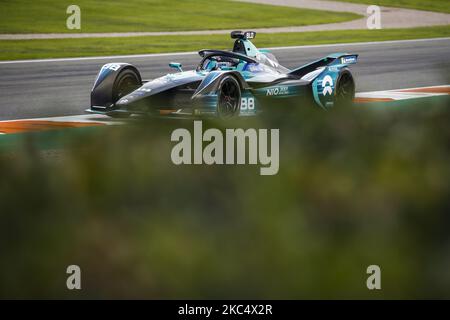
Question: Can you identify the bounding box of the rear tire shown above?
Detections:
[217,75,241,119]
[335,69,355,107]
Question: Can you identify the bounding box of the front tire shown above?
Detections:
[110,68,141,118]
[217,75,241,119]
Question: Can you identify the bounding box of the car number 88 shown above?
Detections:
[241,97,255,110]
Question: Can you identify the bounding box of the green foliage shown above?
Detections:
[1,97,450,298]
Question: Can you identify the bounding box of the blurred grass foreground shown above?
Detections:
[0,97,450,299]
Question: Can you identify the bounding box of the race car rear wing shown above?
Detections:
[289,53,358,78]
[328,53,358,66]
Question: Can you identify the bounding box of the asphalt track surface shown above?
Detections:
[0,38,449,121]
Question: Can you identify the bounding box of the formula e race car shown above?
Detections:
[87,31,358,118]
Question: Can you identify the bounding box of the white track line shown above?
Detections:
[359,84,450,93]
[355,85,450,100]
[0,114,121,125]
[0,37,449,65]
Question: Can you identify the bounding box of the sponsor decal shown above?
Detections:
[138,87,152,93]
[341,56,357,64]
[247,63,264,73]
[266,86,289,96]
[322,75,334,96]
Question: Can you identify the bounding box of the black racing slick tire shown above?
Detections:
[110,68,141,118]
[216,75,241,119]
[334,69,355,108]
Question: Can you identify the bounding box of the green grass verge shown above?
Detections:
[0,0,360,34]
[1,25,449,61]
[335,0,450,13]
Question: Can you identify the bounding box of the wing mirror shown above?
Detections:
[169,62,183,72]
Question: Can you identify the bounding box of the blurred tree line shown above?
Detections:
[0,97,449,299]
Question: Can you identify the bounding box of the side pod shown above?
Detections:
[191,71,248,99]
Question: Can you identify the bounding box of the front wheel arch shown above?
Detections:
[90,63,142,108]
